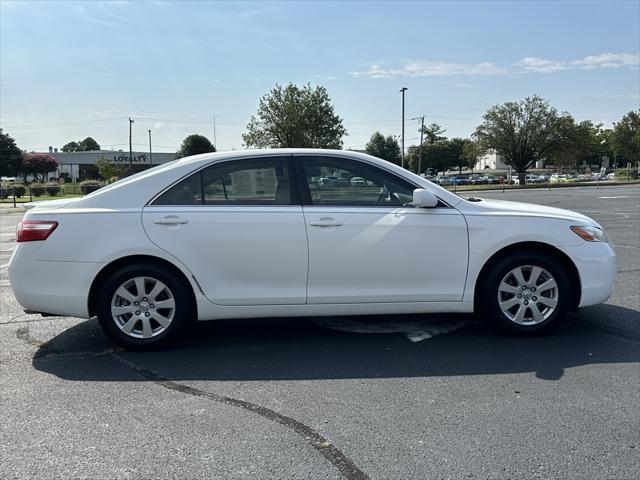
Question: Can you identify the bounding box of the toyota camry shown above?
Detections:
[8,150,617,348]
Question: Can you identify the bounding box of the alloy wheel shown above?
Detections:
[497,265,558,325]
[110,276,176,339]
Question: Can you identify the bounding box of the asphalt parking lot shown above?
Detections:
[1,184,638,479]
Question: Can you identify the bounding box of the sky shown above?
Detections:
[1,0,639,153]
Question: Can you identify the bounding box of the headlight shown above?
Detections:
[570,225,606,242]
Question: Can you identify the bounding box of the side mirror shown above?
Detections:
[412,188,439,208]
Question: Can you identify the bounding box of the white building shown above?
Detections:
[475,151,544,171]
[39,149,177,181]
[475,151,509,170]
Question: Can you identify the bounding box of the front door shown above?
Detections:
[143,156,308,306]
[296,155,468,304]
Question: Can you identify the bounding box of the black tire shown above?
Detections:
[478,251,572,335]
[96,263,194,349]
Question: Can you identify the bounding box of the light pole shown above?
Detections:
[148,129,153,166]
[399,87,407,169]
[128,117,134,173]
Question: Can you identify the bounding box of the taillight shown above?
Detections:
[16,220,58,243]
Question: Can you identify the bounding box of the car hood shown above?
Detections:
[460,197,598,225]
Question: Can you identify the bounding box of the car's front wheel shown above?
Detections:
[96,263,193,349]
[479,252,572,334]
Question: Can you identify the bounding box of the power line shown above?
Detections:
[1,117,127,130]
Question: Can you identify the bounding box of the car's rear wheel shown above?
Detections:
[96,263,193,349]
[479,252,571,334]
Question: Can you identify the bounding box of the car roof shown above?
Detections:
[63,149,463,210]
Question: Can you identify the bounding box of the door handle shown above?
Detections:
[154,216,188,225]
[309,218,343,227]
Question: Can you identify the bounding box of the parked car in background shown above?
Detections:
[9,149,617,349]
[349,176,367,187]
[450,176,471,186]
[483,175,500,184]
[320,176,338,186]
[550,174,569,183]
[469,174,486,185]
[525,174,544,184]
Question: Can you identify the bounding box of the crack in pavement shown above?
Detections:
[13,326,370,480]
[1,313,64,326]
[110,352,370,480]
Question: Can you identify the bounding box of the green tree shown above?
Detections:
[420,123,446,145]
[365,132,401,165]
[612,110,640,166]
[550,118,601,171]
[474,95,568,184]
[407,123,449,173]
[62,137,101,152]
[176,134,216,159]
[0,129,24,177]
[411,141,452,174]
[460,138,483,172]
[243,83,347,148]
[96,157,126,181]
[79,137,100,151]
[61,141,80,152]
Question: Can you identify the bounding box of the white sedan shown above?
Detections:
[8,150,617,348]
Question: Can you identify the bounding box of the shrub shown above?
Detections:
[30,183,45,196]
[12,185,26,198]
[0,187,8,199]
[45,183,61,196]
[80,180,103,194]
[614,168,638,180]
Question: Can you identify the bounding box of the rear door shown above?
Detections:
[142,156,308,306]
[296,155,468,304]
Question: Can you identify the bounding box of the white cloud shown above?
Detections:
[351,53,639,78]
[350,61,506,78]
[574,52,640,69]
[516,52,640,73]
[515,57,568,73]
[238,10,259,17]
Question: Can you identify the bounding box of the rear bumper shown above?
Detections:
[8,243,102,319]
[563,241,617,307]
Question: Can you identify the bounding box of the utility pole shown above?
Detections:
[213,115,217,150]
[399,87,407,169]
[128,118,134,173]
[416,115,425,175]
[148,129,153,166]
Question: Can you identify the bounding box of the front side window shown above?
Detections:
[300,156,415,207]
[154,157,291,206]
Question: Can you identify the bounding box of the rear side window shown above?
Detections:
[153,171,202,205]
[153,156,291,206]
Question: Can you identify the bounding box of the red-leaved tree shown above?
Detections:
[22,153,59,182]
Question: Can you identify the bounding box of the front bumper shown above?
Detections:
[563,241,617,307]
